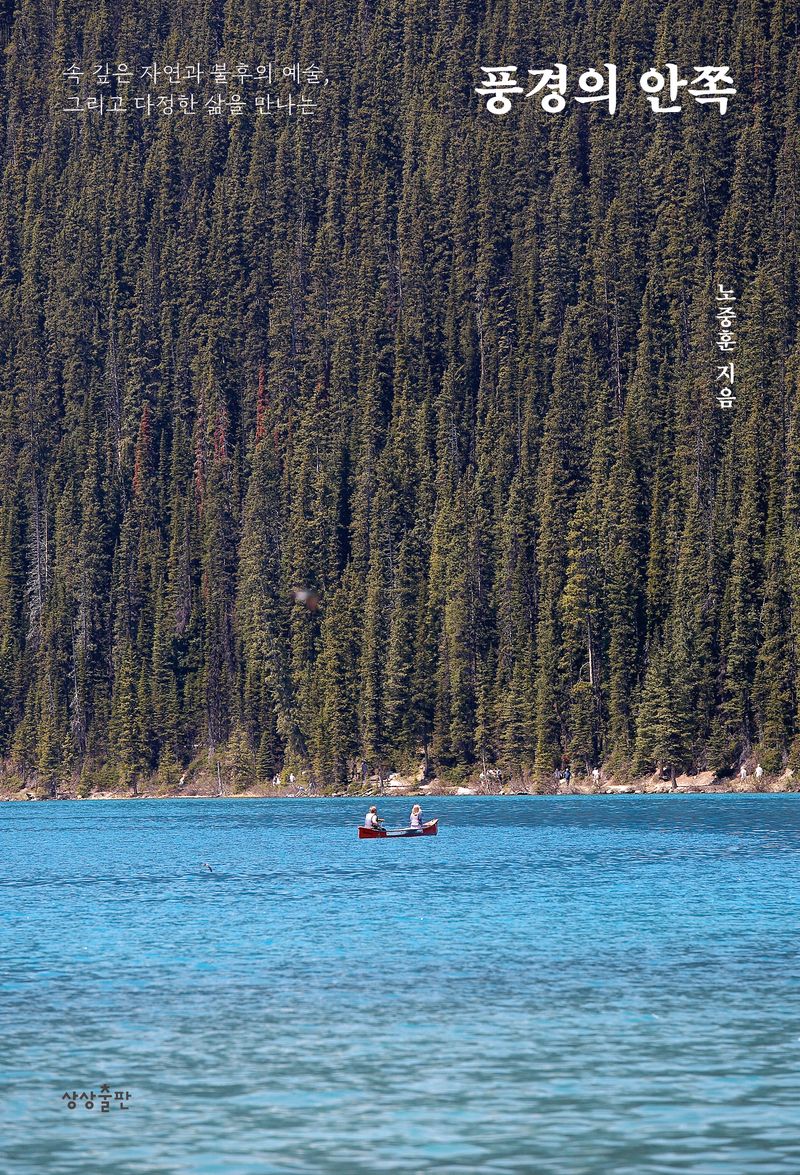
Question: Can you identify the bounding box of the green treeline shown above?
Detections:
[0,0,799,792]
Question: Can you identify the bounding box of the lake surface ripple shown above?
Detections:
[1,795,799,1174]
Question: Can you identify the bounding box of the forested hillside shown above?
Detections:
[0,0,798,793]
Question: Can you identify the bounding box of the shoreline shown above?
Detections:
[3,762,796,803]
[2,778,797,801]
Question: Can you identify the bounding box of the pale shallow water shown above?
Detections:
[1,795,799,1174]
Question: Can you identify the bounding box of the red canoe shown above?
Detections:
[358,818,438,839]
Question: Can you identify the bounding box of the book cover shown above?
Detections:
[1,2,798,1172]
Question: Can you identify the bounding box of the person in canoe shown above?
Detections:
[364,805,384,831]
[409,804,424,830]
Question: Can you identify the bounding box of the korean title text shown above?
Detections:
[476,64,737,115]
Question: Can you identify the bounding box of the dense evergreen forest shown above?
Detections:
[0,0,799,793]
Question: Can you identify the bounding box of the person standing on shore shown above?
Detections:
[740,764,747,780]
[592,766,600,787]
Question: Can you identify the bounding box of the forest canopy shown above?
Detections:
[0,0,799,792]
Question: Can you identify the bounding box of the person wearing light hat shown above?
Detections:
[364,805,384,830]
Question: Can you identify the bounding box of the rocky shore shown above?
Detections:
[2,766,797,801]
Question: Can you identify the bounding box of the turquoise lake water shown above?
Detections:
[1,795,799,1174]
